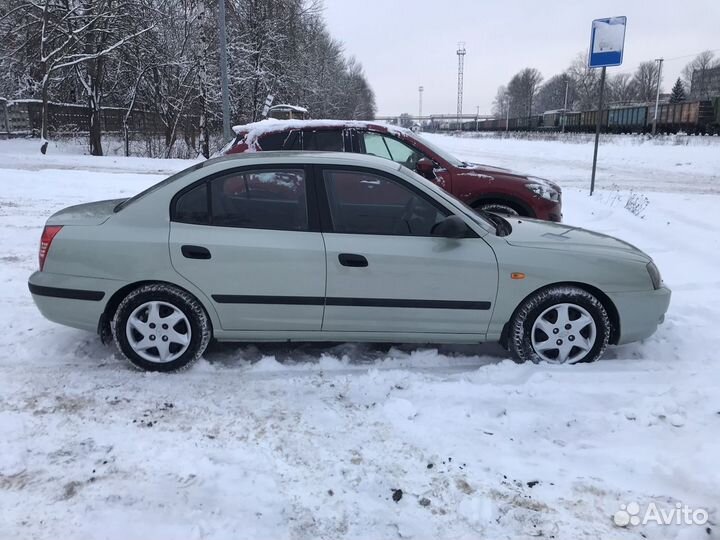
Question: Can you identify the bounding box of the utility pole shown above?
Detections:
[562,78,569,133]
[505,97,510,132]
[652,58,664,135]
[456,43,466,129]
[476,105,479,131]
[218,0,232,141]
[418,85,423,123]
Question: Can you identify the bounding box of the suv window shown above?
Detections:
[173,169,308,231]
[362,132,424,169]
[323,169,447,236]
[303,129,344,151]
[257,131,294,151]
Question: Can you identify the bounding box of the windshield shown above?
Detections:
[409,132,466,168]
[114,162,205,212]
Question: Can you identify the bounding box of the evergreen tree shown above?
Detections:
[670,78,686,103]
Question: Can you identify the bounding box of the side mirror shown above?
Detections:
[416,157,436,179]
[431,215,469,238]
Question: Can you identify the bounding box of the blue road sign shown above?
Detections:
[589,16,627,68]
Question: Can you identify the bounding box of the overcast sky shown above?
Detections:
[323,0,720,116]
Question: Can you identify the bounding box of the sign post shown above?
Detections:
[588,16,627,195]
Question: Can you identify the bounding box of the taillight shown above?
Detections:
[39,225,62,271]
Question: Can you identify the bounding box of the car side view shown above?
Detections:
[29,152,669,372]
[225,120,563,222]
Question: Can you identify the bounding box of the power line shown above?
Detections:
[661,47,720,62]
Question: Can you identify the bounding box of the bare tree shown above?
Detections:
[607,72,637,104]
[506,68,543,117]
[566,52,600,110]
[491,85,508,118]
[535,74,575,113]
[632,61,662,103]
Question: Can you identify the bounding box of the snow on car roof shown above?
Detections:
[231,118,412,146]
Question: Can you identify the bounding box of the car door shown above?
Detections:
[318,166,498,336]
[168,166,326,331]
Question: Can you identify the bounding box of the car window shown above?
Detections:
[362,132,424,169]
[174,182,208,224]
[211,169,308,231]
[303,129,344,151]
[362,132,392,159]
[323,169,447,236]
[257,132,291,151]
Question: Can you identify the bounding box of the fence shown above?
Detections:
[0,98,201,137]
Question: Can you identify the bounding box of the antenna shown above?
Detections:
[456,42,466,127]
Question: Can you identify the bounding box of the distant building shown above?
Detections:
[690,66,720,100]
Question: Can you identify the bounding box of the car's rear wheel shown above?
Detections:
[112,284,210,372]
[508,286,610,364]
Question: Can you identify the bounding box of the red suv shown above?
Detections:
[225,120,562,221]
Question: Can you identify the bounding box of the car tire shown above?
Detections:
[112,284,211,372]
[477,202,520,216]
[508,286,610,364]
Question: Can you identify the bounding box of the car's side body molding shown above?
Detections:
[211,294,491,310]
[28,283,105,301]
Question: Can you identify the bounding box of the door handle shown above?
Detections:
[181,245,212,260]
[338,253,368,267]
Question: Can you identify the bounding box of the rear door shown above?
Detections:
[318,166,497,335]
[169,166,326,331]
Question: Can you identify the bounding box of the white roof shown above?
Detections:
[231,118,412,146]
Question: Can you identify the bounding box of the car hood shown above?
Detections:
[47,199,125,226]
[503,217,650,262]
[461,162,561,191]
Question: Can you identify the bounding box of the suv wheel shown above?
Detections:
[477,202,520,216]
[508,286,611,364]
[112,284,211,372]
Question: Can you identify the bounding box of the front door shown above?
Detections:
[169,166,326,331]
[319,167,497,336]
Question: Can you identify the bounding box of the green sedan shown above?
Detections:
[28,152,670,372]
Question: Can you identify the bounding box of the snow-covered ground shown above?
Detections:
[1,136,718,540]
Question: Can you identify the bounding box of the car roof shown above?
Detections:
[203,150,404,172]
[231,118,414,142]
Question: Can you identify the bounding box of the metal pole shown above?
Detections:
[652,58,664,135]
[218,0,232,141]
[590,66,606,196]
[562,79,569,133]
[418,86,423,121]
[476,105,479,131]
[505,98,510,131]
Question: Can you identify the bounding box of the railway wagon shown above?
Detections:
[580,109,609,131]
[652,101,715,133]
[608,106,647,133]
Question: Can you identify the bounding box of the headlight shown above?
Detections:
[646,261,662,290]
[525,181,560,202]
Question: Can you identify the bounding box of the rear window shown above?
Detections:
[114,162,204,212]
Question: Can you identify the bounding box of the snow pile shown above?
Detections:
[1,139,719,539]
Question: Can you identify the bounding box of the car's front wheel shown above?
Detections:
[477,202,521,217]
[112,284,211,372]
[508,286,610,364]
